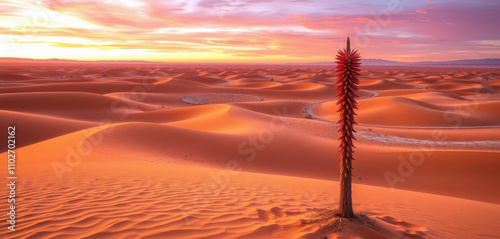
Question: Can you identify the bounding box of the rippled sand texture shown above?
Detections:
[1,64,499,238]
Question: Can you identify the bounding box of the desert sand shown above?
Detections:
[1,63,499,238]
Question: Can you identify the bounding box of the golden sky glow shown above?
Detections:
[0,0,499,63]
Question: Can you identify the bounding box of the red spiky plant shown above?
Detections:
[335,37,361,218]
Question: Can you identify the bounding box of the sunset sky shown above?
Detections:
[1,0,499,63]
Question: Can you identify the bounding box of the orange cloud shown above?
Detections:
[0,0,499,63]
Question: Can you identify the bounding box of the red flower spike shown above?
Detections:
[335,37,361,218]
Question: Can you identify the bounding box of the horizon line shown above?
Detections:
[1,57,500,65]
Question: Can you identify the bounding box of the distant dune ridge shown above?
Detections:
[1,57,500,66]
[303,58,500,66]
[0,63,499,238]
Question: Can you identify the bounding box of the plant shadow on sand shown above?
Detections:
[300,208,429,239]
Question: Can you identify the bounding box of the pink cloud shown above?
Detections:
[1,0,499,62]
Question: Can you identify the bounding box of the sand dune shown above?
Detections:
[270,82,324,90]
[181,93,263,105]
[313,95,500,127]
[6,108,499,203]
[2,151,499,239]
[168,105,254,134]
[126,104,234,123]
[225,81,283,88]
[175,74,228,86]
[0,92,157,121]
[360,79,419,90]
[1,64,499,238]
[405,91,470,102]
[0,110,96,149]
